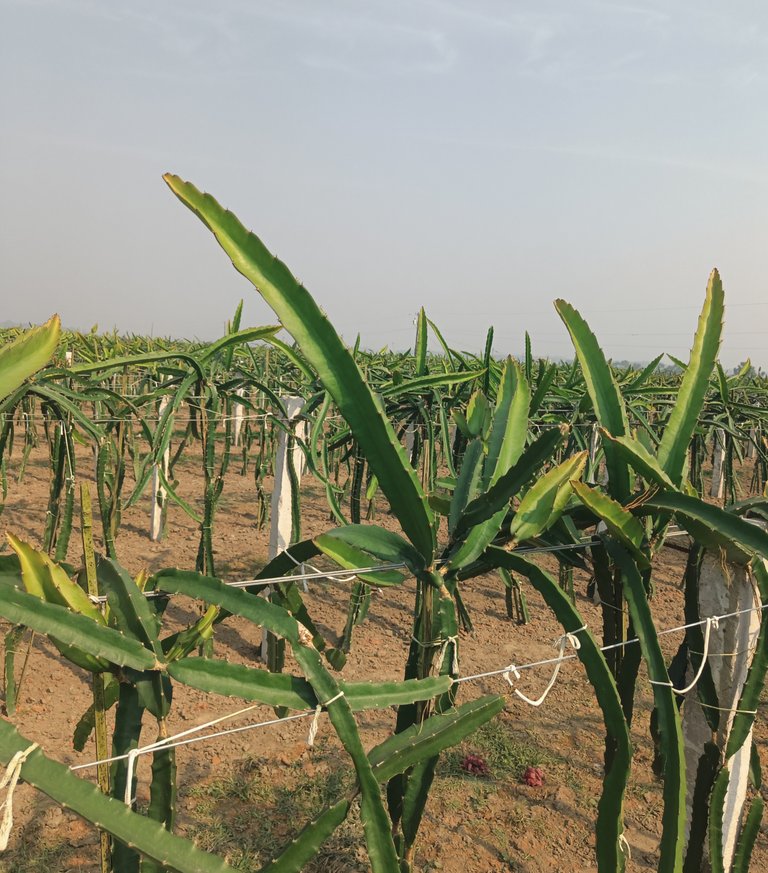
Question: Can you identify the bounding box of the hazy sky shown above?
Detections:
[2,1,767,366]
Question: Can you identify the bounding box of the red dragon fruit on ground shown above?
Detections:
[460,753,490,777]
[522,766,545,787]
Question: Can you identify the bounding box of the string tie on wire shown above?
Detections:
[307,691,345,747]
[437,635,460,675]
[557,628,584,652]
[503,626,586,707]
[673,615,719,696]
[650,616,721,694]
[124,748,140,806]
[307,707,322,748]
[618,832,631,860]
[282,549,309,592]
[0,744,38,850]
[284,549,357,586]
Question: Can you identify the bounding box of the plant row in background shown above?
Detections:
[2,275,767,571]
[0,176,766,872]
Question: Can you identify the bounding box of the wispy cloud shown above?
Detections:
[233,2,459,77]
[8,0,768,91]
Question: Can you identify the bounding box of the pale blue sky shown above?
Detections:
[2,1,767,366]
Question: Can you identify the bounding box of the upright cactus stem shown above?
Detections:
[80,483,111,873]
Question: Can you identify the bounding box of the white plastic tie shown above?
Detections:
[0,744,38,850]
[124,748,140,806]
[64,604,768,774]
[595,598,626,615]
[674,616,719,696]
[618,832,631,860]
[649,616,721,694]
[503,626,586,707]
[558,628,585,652]
[307,706,322,748]
[282,549,309,592]
[307,691,345,747]
[282,550,304,569]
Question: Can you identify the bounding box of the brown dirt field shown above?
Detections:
[0,441,766,872]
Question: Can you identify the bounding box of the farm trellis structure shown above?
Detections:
[1,180,768,872]
[2,316,767,563]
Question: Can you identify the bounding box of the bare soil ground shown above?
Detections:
[0,443,766,872]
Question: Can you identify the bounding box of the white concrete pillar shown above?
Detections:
[746,427,757,461]
[404,421,416,459]
[681,549,763,869]
[150,395,170,542]
[711,428,726,499]
[268,396,307,559]
[263,396,307,658]
[232,388,246,448]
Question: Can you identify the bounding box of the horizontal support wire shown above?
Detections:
[71,711,315,774]
[68,595,767,779]
[8,409,668,430]
[456,601,768,684]
[84,529,692,604]
[86,563,410,604]
[6,414,297,425]
[85,528,692,605]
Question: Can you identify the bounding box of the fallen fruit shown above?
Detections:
[523,766,544,787]
[460,753,490,777]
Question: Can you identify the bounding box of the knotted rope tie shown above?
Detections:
[649,616,720,695]
[503,626,586,708]
[437,635,460,675]
[307,691,345,748]
[410,636,443,647]
[0,744,38,850]
[410,635,459,675]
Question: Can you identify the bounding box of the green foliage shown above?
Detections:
[0,316,61,404]
[608,542,685,872]
[656,269,725,485]
[0,585,157,671]
[554,299,630,500]
[163,174,435,559]
[2,178,766,873]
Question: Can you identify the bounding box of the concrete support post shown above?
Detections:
[710,428,726,499]
[681,547,764,869]
[232,388,245,448]
[262,396,306,658]
[150,395,170,542]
